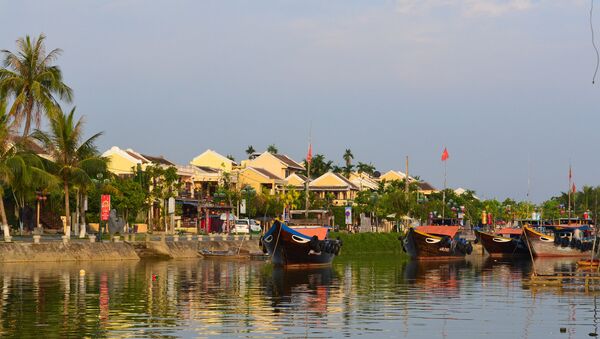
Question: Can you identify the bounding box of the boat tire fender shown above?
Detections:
[309,236,320,252]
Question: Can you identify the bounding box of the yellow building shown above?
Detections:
[285,173,308,189]
[238,167,285,195]
[309,172,359,206]
[245,151,305,179]
[102,146,178,176]
[190,149,237,172]
[348,172,379,191]
[379,170,409,182]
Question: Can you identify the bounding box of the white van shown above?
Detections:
[233,219,261,234]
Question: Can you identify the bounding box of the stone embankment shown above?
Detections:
[0,242,139,263]
[0,235,263,262]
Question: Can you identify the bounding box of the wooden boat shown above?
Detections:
[402,225,472,260]
[476,228,529,258]
[523,225,596,258]
[260,220,342,267]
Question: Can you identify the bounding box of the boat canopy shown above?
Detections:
[497,228,522,235]
[292,227,329,240]
[548,224,593,232]
[416,226,460,238]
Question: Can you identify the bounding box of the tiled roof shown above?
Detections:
[273,154,305,170]
[141,153,175,166]
[194,165,220,173]
[250,167,283,180]
[417,181,437,191]
[125,150,148,163]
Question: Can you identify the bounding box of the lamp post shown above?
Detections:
[35,191,47,231]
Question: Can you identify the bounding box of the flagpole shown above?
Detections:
[305,126,311,219]
[568,164,572,223]
[443,159,446,219]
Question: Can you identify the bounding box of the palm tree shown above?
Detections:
[245,145,255,157]
[32,108,105,235]
[267,144,278,154]
[343,149,354,167]
[0,34,73,136]
[0,102,54,235]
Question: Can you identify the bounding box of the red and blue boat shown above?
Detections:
[260,220,342,267]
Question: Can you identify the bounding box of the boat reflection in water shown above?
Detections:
[404,259,470,296]
[266,266,338,314]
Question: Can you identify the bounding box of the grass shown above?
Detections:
[329,232,406,255]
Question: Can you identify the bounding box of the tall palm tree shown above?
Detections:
[343,149,354,167]
[32,108,105,234]
[0,34,73,136]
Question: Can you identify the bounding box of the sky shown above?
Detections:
[1,0,599,202]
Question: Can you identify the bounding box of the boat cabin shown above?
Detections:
[288,210,333,227]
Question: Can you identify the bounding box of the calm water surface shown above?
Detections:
[0,256,598,338]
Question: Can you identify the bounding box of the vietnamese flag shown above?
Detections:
[441,147,449,161]
[306,143,312,164]
[572,182,577,193]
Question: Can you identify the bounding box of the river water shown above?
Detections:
[0,256,597,338]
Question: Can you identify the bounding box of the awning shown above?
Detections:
[415,226,460,238]
[497,228,522,235]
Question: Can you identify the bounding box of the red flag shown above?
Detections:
[572,182,576,193]
[306,144,312,164]
[441,147,449,161]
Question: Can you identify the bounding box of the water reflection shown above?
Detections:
[0,257,598,337]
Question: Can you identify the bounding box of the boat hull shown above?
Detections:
[261,221,340,267]
[403,228,468,260]
[523,226,592,258]
[476,230,529,258]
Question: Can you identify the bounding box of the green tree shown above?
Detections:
[356,162,376,176]
[32,107,105,234]
[267,144,278,154]
[245,145,255,157]
[0,106,55,231]
[307,154,333,178]
[343,148,353,167]
[0,34,73,136]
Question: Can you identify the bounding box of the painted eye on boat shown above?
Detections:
[263,235,273,243]
[540,237,553,242]
[493,237,511,243]
[425,238,440,244]
[292,235,310,243]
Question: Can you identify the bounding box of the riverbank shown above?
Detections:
[0,242,139,262]
[0,237,264,262]
[330,232,406,255]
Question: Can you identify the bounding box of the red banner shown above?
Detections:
[101,195,111,221]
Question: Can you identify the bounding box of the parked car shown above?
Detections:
[233,219,261,234]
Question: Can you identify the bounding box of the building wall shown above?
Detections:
[379,170,404,182]
[106,153,138,175]
[191,151,234,171]
[246,153,286,179]
[238,169,275,195]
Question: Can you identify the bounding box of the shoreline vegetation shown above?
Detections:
[330,232,406,255]
[0,33,597,248]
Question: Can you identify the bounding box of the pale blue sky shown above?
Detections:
[2,0,599,202]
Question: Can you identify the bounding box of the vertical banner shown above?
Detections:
[101,195,111,221]
[345,206,352,225]
[240,199,246,215]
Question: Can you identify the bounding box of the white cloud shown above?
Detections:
[396,0,536,17]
